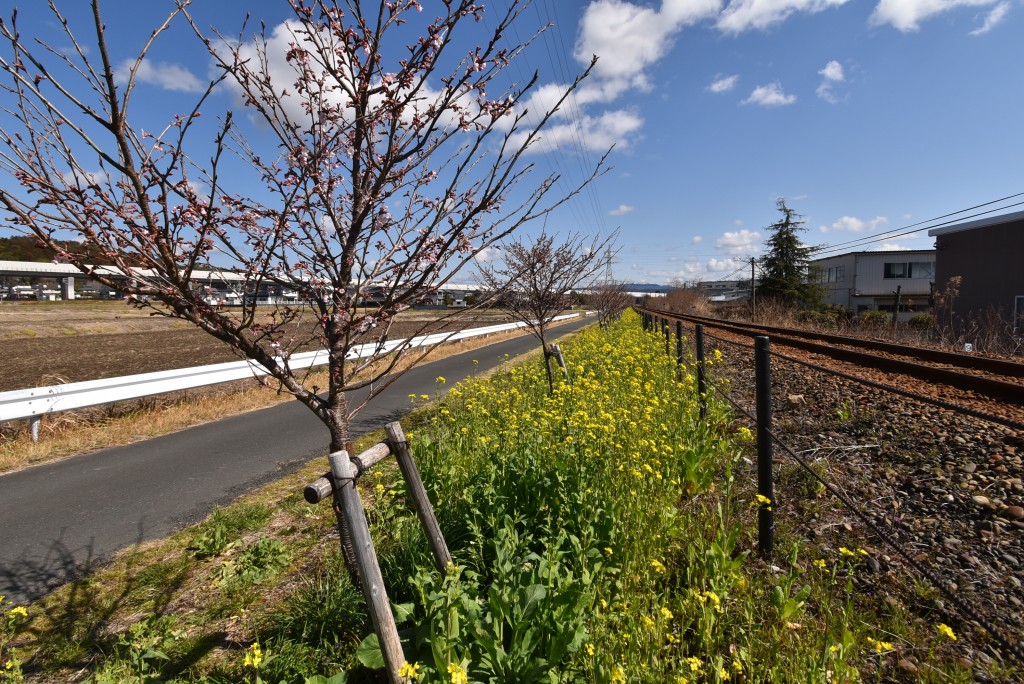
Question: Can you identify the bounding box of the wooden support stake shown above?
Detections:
[328,451,405,683]
[551,344,571,384]
[386,422,452,574]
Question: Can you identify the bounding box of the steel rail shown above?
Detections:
[643,309,1024,405]
[667,310,1024,378]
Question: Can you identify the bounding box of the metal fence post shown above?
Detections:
[755,336,774,559]
[663,318,670,355]
[695,324,707,420]
[675,320,683,367]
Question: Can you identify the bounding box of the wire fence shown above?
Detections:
[640,310,1024,665]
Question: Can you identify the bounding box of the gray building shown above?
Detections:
[810,249,935,319]
[928,209,1024,331]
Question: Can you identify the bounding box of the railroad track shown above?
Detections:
[639,308,1024,430]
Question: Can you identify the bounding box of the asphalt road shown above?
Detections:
[0,317,591,604]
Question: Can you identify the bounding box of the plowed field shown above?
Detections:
[0,301,509,391]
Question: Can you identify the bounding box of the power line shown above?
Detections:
[813,192,1024,257]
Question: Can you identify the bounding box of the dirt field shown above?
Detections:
[0,301,512,392]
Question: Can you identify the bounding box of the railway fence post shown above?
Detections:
[695,324,707,421]
[755,336,775,559]
[663,318,670,356]
[675,320,683,369]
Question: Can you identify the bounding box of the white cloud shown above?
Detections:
[115,58,205,93]
[610,204,636,216]
[870,242,912,251]
[717,0,851,33]
[474,246,499,263]
[692,235,704,244]
[816,60,846,103]
[819,215,889,233]
[514,109,644,153]
[708,74,739,93]
[820,60,845,82]
[870,0,999,32]
[707,256,747,273]
[741,82,797,107]
[716,228,762,255]
[575,0,722,94]
[970,1,1011,34]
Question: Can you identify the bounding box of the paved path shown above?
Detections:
[0,318,591,603]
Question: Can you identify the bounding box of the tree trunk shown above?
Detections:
[326,385,361,589]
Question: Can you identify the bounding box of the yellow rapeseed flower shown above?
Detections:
[436,376,446,384]
[839,547,856,558]
[937,624,957,641]
[660,606,674,620]
[650,559,667,574]
[610,665,626,683]
[447,662,468,684]
[813,559,827,569]
[8,606,27,619]
[398,661,420,679]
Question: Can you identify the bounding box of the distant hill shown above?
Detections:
[0,236,129,266]
[622,283,672,294]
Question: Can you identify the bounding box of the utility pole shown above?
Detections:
[750,256,757,323]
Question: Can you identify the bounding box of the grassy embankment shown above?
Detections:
[0,310,990,683]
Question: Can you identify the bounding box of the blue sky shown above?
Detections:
[4,0,1023,284]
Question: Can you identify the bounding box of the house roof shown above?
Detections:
[810,249,934,263]
[927,209,1024,237]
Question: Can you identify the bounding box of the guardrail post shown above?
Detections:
[755,336,774,559]
[695,324,707,420]
[328,451,405,683]
[30,415,41,442]
[385,422,452,574]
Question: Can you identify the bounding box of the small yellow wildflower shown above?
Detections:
[436,376,446,384]
[937,624,957,641]
[839,547,856,558]
[374,483,385,496]
[610,665,626,683]
[641,615,655,629]
[586,643,595,656]
[865,636,893,653]
[398,661,420,678]
[447,662,468,684]
[603,547,613,556]
[685,656,703,673]
[650,559,667,574]
[720,667,731,681]
[8,606,27,619]
[733,659,743,674]
[813,559,827,569]
[754,494,772,511]
[660,606,674,620]
[243,642,264,669]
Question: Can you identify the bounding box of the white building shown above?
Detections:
[811,249,935,319]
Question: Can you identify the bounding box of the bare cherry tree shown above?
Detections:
[0,0,605,449]
[0,2,605,676]
[591,280,631,327]
[477,230,615,391]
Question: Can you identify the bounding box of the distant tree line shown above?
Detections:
[0,236,140,265]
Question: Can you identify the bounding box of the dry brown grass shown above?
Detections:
[0,316,577,474]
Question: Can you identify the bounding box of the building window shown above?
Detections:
[818,265,846,283]
[884,261,934,279]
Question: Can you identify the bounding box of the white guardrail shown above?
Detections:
[1,313,586,423]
